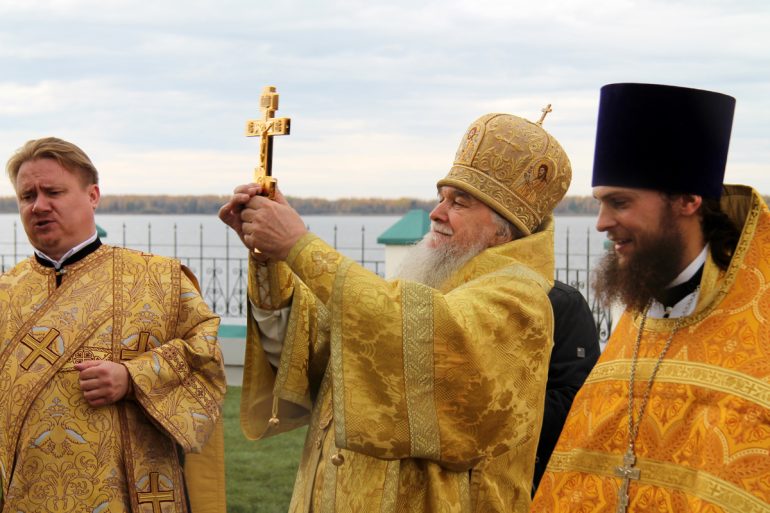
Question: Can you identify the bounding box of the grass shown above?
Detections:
[224,386,307,513]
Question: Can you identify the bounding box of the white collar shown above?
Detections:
[35,232,98,269]
[667,244,709,288]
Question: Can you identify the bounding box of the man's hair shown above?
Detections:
[490,210,523,242]
[6,137,99,187]
[665,193,740,271]
[700,197,741,270]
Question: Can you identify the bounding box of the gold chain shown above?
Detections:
[626,289,698,452]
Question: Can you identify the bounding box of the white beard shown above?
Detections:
[394,229,489,288]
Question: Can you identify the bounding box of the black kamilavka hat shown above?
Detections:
[592,83,736,198]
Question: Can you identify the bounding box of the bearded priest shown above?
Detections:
[219,111,572,512]
[532,84,770,513]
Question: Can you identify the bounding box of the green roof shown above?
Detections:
[218,324,247,338]
[96,224,107,238]
[377,209,430,245]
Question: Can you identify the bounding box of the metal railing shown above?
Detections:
[1,220,612,342]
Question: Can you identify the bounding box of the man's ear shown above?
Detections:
[89,183,101,210]
[678,194,702,217]
[491,231,514,247]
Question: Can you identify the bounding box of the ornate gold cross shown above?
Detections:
[21,328,61,370]
[245,85,291,199]
[137,472,175,513]
[121,331,153,361]
[614,448,641,513]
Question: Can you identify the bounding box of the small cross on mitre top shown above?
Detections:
[536,104,553,126]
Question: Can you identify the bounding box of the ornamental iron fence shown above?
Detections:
[1,220,612,343]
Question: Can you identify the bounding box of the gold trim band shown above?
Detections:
[401,282,441,460]
[587,359,770,410]
[379,460,400,513]
[330,258,353,448]
[548,449,768,513]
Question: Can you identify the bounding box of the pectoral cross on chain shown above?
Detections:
[614,448,641,513]
[245,85,291,199]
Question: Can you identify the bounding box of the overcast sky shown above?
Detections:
[0,0,767,200]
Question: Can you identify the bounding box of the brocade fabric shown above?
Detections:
[241,218,558,512]
[0,245,227,513]
[532,185,770,512]
[439,114,572,236]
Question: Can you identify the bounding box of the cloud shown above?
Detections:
[0,0,768,199]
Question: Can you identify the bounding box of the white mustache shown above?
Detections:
[430,222,453,236]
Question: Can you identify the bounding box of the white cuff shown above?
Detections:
[250,299,290,367]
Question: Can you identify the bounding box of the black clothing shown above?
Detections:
[654,265,704,309]
[592,83,735,199]
[532,281,601,493]
[34,238,102,286]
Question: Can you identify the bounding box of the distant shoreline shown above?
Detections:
[0,194,602,216]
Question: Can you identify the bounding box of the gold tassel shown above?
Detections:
[330,450,345,466]
[268,396,280,427]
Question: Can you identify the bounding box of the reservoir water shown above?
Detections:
[0,213,607,269]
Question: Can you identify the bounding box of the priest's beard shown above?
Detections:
[593,217,686,313]
[395,228,490,289]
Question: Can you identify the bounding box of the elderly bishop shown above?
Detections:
[220,112,572,512]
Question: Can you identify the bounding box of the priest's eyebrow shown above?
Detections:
[437,186,475,203]
[593,190,629,201]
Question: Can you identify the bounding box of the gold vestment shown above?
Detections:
[0,245,227,513]
[532,185,770,512]
[242,219,557,512]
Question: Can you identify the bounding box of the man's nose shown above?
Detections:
[32,195,51,213]
[429,201,448,222]
[595,204,614,232]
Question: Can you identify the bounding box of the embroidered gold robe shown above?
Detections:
[532,185,770,512]
[241,218,557,513]
[0,245,227,513]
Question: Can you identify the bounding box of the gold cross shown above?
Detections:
[245,85,291,198]
[614,448,641,513]
[121,331,152,361]
[536,104,553,126]
[137,472,175,513]
[20,328,61,370]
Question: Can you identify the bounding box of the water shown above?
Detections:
[0,213,606,270]
[1,212,613,339]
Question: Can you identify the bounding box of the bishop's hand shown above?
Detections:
[219,183,262,248]
[240,186,307,260]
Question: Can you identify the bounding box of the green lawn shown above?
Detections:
[224,386,307,513]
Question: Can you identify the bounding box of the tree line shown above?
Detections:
[0,194,608,215]
[7,193,768,216]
